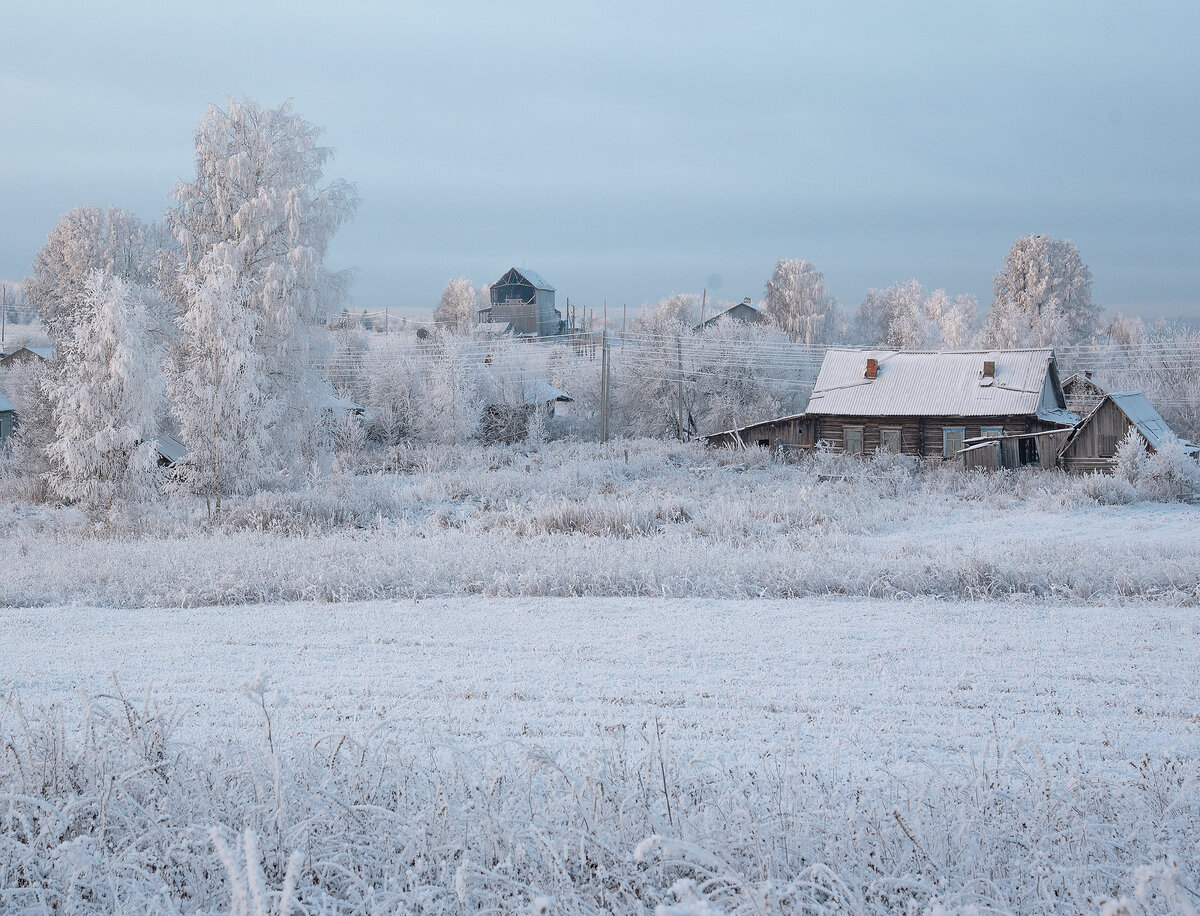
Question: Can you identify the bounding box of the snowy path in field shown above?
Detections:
[3,598,1196,770]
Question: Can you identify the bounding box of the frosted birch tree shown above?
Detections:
[855,280,978,349]
[432,277,478,334]
[25,206,175,344]
[762,259,843,344]
[983,235,1099,347]
[44,272,161,512]
[166,252,266,515]
[167,98,358,470]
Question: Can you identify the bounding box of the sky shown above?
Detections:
[2,0,1198,322]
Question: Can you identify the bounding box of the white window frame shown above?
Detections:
[980,426,1004,438]
[943,427,966,458]
[880,427,902,453]
[844,426,864,456]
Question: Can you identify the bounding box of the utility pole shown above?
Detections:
[1,286,6,346]
[600,329,609,444]
[700,288,706,327]
[622,303,627,336]
[676,336,684,441]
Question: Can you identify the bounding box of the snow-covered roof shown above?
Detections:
[0,390,13,413]
[523,379,572,404]
[480,370,571,406]
[1062,373,1106,394]
[1107,391,1196,452]
[804,348,1075,421]
[324,392,364,414]
[153,434,187,465]
[511,268,554,292]
[29,346,55,360]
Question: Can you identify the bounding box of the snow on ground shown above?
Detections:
[2,597,1198,913]
[4,597,1197,765]
[2,442,1199,607]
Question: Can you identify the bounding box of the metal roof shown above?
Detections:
[509,268,554,292]
[804,348,1072,419]
[1107,391,1195,451]
[0,390,13,413]
[153,434,187,465]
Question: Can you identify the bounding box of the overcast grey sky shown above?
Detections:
[2,0,1197,320]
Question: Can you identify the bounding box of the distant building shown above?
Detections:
[696,298,764,331]
[0,346,54,368]
[0,389,15,445]
[480,268,563,337]
[1059,390,1199,473]
[1061,372,1107,416]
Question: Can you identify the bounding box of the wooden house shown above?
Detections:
[696,299,764,331]
[0,389,15,446]
[0,346,54,369]
[479,268,563,338]
[1061,373,1107,416]
[704,348,1078,464]
[1059,390,1199,473]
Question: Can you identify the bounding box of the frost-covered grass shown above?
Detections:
[2,598,1197,914]
[0,439,1198,607]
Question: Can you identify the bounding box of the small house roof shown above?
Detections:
[523,378,572,404]
[697,301,761,330]
[153,434,187,465]
[1062,373,1106,393]
[1106,391,1194,452]
[0,390,13,413]
[480,370,572,406]
[29,346,55,360]
[804,347,1075,421]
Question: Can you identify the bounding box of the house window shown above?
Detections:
[980,426,1003,438]
[757,439,770,448]
[942,427,965,458]
[880,427,901,453]
[844,426,864,456]
[0,418,10,442]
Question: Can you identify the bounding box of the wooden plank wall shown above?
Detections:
[1061,399,1134,473]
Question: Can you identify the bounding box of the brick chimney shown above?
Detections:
[865,358,878,380]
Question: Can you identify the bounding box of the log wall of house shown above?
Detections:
[812,415,1049,458]
[1061,400,1135,473]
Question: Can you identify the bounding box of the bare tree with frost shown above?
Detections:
[761,258,843,344]
[983,235,1099,347]
[432,277,478,335]
[43,272,161,512]
[167,97,358,470]
[166,253,266,516]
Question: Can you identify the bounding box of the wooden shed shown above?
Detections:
[1059,391,1199,473]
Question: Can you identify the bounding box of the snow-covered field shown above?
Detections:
[2,441,1199,607]
[3,596,1197,913]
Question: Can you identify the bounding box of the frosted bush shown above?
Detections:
[1114,428,1200,501]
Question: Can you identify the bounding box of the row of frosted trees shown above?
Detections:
[9,99,357,516]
